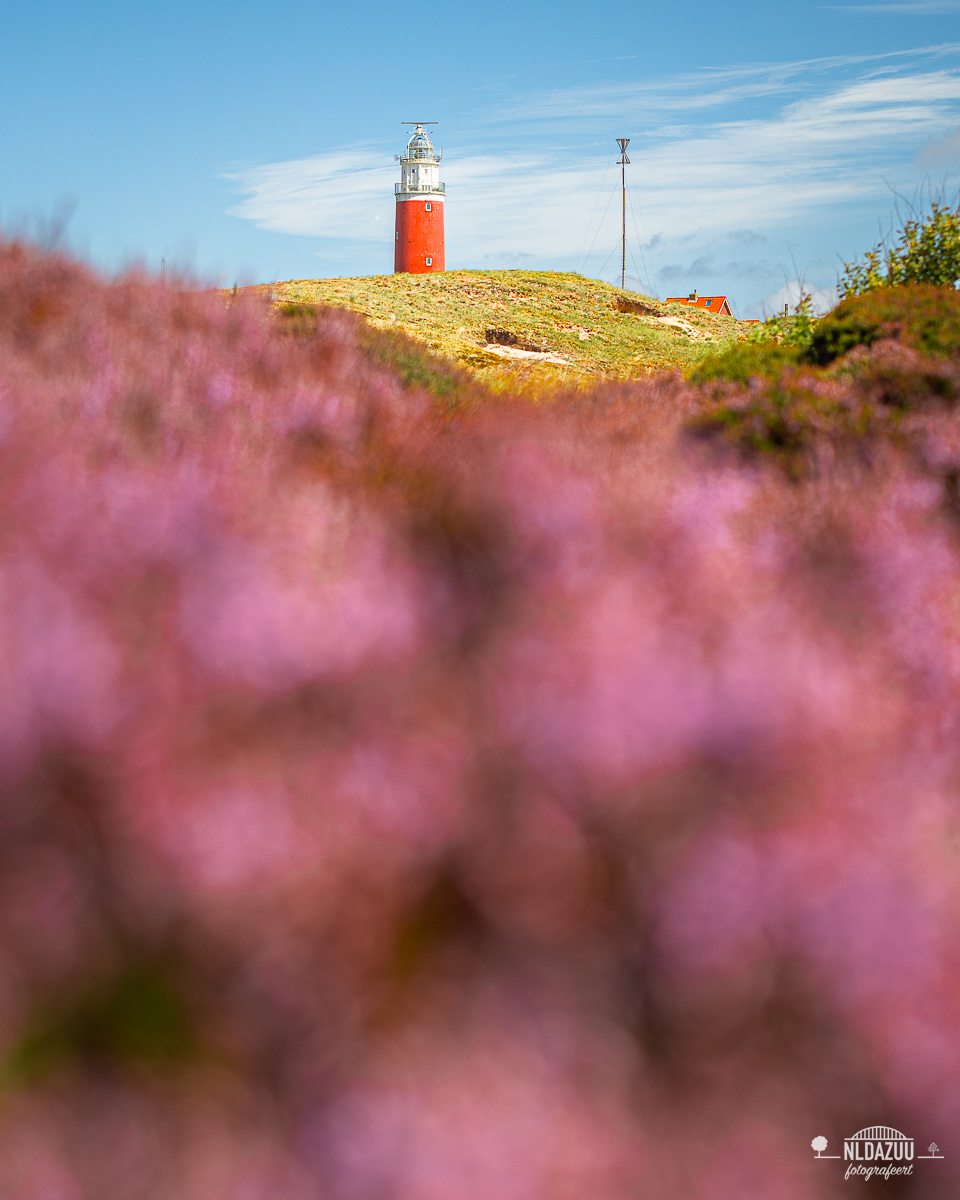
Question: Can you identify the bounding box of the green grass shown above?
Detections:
[251,270,748,388]
[690,341,805,386]
[277,301,482,408]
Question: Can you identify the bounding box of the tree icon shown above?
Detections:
[929,1144,939,1156]
[812,1136,829,1157]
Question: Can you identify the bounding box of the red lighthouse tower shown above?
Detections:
[394,123,445,274]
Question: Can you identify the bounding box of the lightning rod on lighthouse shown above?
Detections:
[394,123,445,274]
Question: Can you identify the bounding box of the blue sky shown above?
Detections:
[1,1,958,316]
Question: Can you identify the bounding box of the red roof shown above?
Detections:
[664,295,733,317]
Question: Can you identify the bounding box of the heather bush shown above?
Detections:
[1,237,960,1199]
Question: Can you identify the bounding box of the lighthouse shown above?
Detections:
[394,123,445,274]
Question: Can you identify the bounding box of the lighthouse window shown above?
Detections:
[395,231,399,240]
[425,202,431,211]
[425,257,433,266]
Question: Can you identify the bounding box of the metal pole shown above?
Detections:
[622,160,626,290]
[616,139,630,290]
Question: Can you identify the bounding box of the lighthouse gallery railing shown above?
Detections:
[395,183,445,195]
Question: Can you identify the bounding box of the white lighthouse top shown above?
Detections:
[396,123,445,198]
[402,124,441,163]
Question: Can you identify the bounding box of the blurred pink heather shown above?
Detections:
[0,237,959,1198]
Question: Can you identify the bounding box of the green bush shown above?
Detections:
[690,340,803,385]
[840,200,960,297]
[696,201,960,386]
[691,289,960,474]
[690,296,816,384]
[804,285,960,366]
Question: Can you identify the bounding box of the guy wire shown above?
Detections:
[576,152,616,275]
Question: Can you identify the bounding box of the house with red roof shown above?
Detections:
[664,291,733,317]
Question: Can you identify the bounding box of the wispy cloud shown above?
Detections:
[490,42,960,121]
[226,150,397,241]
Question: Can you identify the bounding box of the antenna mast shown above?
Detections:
[616,139,631,291]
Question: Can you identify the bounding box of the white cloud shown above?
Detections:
[915,123,960,165]
[764,279,839,317]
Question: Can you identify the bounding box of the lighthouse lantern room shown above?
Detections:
[394,123,445,274]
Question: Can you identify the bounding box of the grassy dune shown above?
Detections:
[253,270,748,387]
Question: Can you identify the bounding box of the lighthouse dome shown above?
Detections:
[405,127,436,160]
